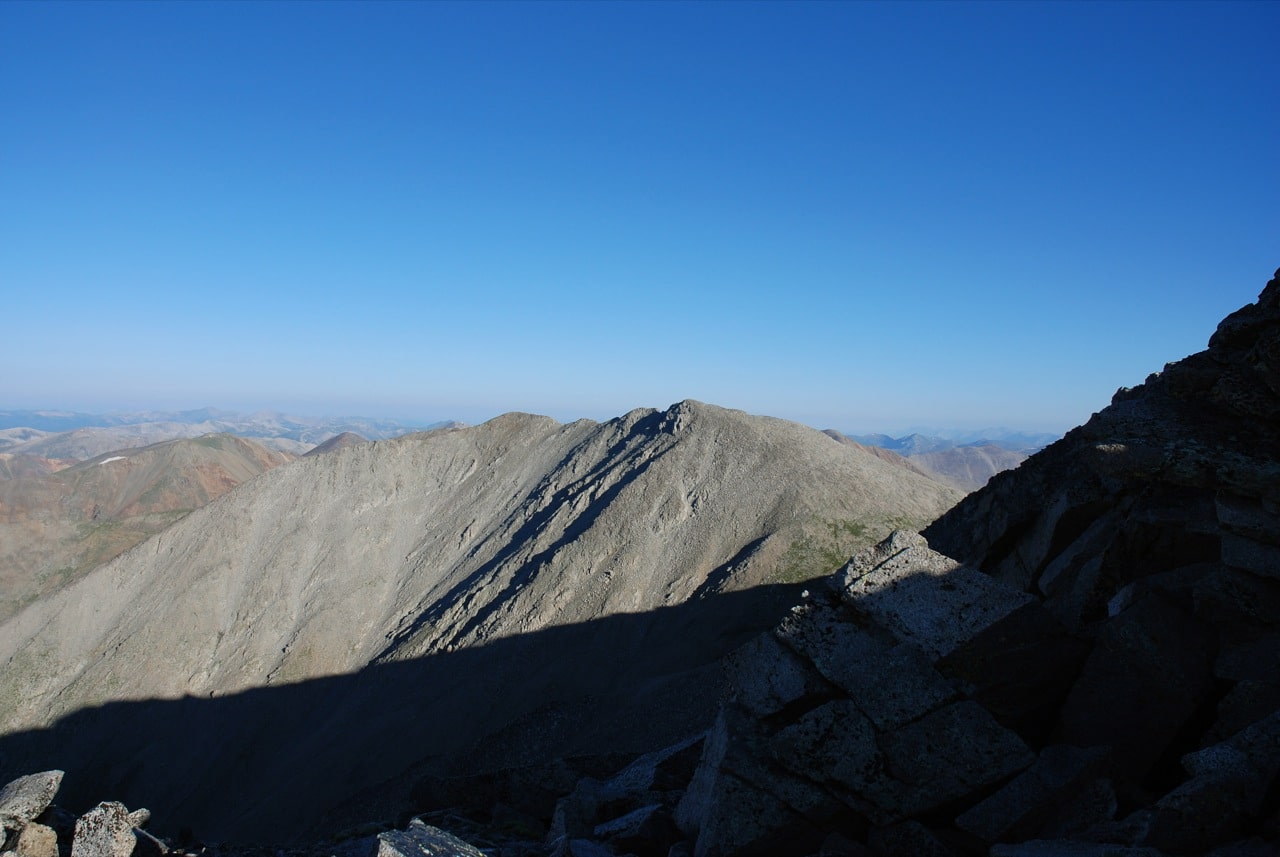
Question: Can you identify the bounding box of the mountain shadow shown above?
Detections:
[0,582,808,846]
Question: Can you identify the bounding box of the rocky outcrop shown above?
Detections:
[643,270,1280,855]
[302,432,369,457]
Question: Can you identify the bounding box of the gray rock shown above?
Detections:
[130,827,166,857]
[1035,778,1118,840]
[376,819,487,857]
[878,701,1035,816]
[815,830,872,856]
[726,630,832,719]
[676,707,834,857]
[1058,592,1215,781]
[14,822,59,857]
[769,700,902,824]
[593,804,678,855]
[550,735,704,843]
[865,820,956,856]
[954,745,1109,844]
[1203,680,1280,744]
[989,843,1168,856]
[774,602,954,731]
[837,531,1034,661]
[1193,567,1280,632]
[934,601,1087,732]
[1222,533,1280,578]
[1129,710,1280,852]
[71,802,135,857]
[551,839,614,857]
[1205,839,1280,857]
[124,809,149,830]
[1035,510,1122,633]
[1216,494,1280,546]
[0,771,64,829]
[1215,632,1280,683]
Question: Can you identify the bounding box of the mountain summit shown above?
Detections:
[0,399,958,842]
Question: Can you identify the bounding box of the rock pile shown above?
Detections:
[0,772,491,857]
[0,770,164,857]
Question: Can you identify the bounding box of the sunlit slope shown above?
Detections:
[0,433,292,619]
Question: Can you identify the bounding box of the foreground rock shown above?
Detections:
[1,770,496,857]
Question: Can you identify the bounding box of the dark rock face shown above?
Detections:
[663,270,1280,856]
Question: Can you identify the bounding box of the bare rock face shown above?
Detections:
[673,535,1049,856]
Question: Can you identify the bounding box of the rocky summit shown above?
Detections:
[0,401,958,845]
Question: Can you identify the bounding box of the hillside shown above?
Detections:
[0,400,959,843]
[907,442,1029,492]
[0,434,293,619]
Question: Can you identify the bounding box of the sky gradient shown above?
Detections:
[2,1,1276,433]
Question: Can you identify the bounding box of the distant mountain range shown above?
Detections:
[0,409,459,457]
[830,429,1056,493]
[849,429,1060,456]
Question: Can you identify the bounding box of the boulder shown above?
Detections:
[989,843,1168,856]
[375,819,487,857]
[592,804,678,856]
[1124,711,1280,852]
[954,745,1109,844]
[14,822,59,857]
[725,628,834,719]
[1056,592,1215,782]
[773,600,954,731]
[675,707,837,857]
[836,531,1034,661]
[0,771,64,830]
[877,700,1035,815]
[70,803,135,857]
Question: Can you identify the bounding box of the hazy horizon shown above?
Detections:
[3,1,1275,435]
[0,395,1079,439]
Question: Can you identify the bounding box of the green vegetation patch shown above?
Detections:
[773,518,870,585]
[771,514,935,585]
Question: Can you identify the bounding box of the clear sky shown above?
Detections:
[1,1,1275,433]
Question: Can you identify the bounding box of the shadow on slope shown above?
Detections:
[0,582,808,846]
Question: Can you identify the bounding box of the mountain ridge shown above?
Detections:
[0,399,960,843]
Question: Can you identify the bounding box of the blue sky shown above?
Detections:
[1,1,1275,433]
